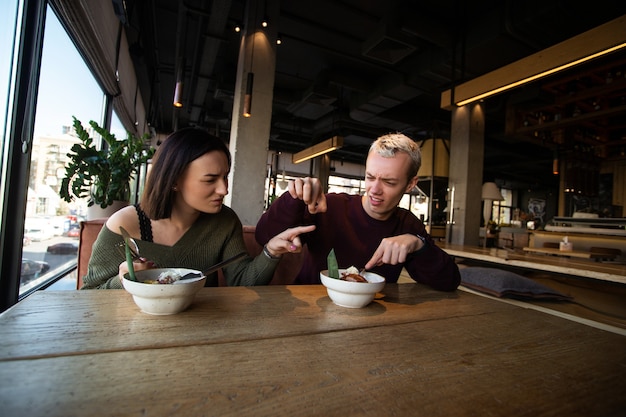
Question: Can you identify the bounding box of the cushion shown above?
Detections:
[460,267,572,301]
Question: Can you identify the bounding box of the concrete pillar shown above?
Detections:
[226,0,278,225]
[313,154,331,192]
[447,103,485,246]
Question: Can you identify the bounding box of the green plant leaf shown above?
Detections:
[327,248,339,279]
[125,239,137,282]
[59,116,155,208]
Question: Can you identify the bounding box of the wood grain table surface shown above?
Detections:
[1,284,625,416]
[442,243,626,284]
[522,246,594,258]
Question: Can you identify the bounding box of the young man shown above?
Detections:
[255,133,460,291]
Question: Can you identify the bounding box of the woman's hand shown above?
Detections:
[118,257,156,282]
[264,225,316,258]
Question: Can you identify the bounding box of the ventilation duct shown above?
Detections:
[362,24,417,64]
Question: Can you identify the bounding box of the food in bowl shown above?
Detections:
[326,250,366,283]
[320,269,385,308]
[143,270,183,284]
[340,266,368,282]
[122,268,206,315]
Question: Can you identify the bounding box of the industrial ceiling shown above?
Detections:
[120,0,626,190]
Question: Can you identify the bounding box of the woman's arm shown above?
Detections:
[80,225,127,289]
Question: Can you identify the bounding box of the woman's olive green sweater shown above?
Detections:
[81,206,278,289]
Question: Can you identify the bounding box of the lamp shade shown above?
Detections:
[292,136,343,164]
[173,81,183,108]
[481,182,504,201]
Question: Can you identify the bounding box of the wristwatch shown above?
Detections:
[415,234,428,253]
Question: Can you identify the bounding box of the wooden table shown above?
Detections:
[1,285,625,416]
[442,243,626,284]
[522,246,594,258]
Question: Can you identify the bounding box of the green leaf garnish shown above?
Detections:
[125,240,137,281]
[327,248,339,279]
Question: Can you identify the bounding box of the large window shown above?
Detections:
[0,1,16,145]
[492,188,513,225]
[18,6,107,295]
[1,1,150,310]
[261,153,429,222]
[0,1,18,222]
[328,175,364,195]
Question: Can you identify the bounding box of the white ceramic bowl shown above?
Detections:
[320,269,385,308]
[122,268,207,315]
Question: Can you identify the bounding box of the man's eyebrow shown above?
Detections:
[365,171,399,181]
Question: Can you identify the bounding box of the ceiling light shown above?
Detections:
[456,43,626,107]
[242,72,254,118]
[440,15,626,108]
[173,57,184,108]
[261,16,268,28]
[292,136,344,164]
[552,150,559,175]
[173,81,183,108]
[234,23,242,33]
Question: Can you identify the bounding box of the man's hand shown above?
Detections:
[364,234,424,270]
[288,177,327,214]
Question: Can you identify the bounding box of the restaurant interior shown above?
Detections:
[3,1,626,281]
[114,0,626,235]
[123,0,625,181]
[109,1,626,255]
[1,2,625,414]
[27,0,622,317]
[1,0,624,304]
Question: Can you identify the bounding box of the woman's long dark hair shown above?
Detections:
[141,128,231,219]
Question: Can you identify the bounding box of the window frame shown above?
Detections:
[0,0,136,312]
[0,0,47,313]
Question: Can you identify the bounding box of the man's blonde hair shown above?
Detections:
[369,133,421,179]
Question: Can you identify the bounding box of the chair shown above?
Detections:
[77,218,107,289]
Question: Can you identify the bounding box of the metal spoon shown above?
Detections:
[119,226,142,261]
[180,252,247,280]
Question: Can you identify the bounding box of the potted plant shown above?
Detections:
[60,116,155,213]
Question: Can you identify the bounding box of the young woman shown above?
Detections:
[81,128,313,289]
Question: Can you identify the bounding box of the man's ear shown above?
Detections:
[405,175,418,193]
